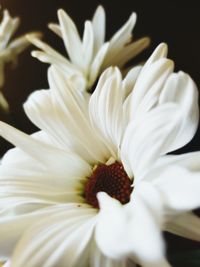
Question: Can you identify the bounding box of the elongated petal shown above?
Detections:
[95,182,170,267]
[0,204,70,260]
[57,9,83,68]
[122,66,142,99]
[89,241,131,267]
[48,66,109,163]
[89,42,109,87]
[159,71,199,151]
[103,13,137,68]
[165,212,200,241]
[110,37,150,67]
[92,5,106,54]
[0,121,91,178]
[48,23,62,38]
[0,10,20,49]
[27,35,79,75]
[89,67,124,157]
[9,206,96,267]
[82,21,94,72]
[129,58,174,119]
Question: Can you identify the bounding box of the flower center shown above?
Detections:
[84,162,133,208]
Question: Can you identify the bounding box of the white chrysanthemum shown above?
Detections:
[27,5,150,91]
[0,44,200,267]
[0,7,39,111]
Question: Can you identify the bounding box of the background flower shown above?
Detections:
[27,6,149,91]
[0,7,39,112]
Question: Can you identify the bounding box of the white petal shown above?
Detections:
[103,13,137,68]
[57,9,83,68]
[89,67,123,157]
[143,43,168,68]
[0,121,91,178]
[95,182,170,267]
[82,21,94,72]
[110,37,150,67]
[89,42,109,87]
[48,23,62,38]
[27,35,79,75]
[122,65,142,99]
[129,58,174,119]
[90,241,130,267]
[9,206,96,267]
[153,165,200,212]
[159,71,199,151]
[92,5,106,54]
[166,212,200,241]
[48,66,109,163]
[121,104,179,178]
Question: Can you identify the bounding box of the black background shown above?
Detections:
[0,0,200,265]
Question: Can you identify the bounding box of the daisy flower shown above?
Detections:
[27,5,150,91]
[0,44,200,267]
[0,7,40,111]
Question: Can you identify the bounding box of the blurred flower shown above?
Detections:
[0,7,40,112]
[0,44,200,267]
[27,5,150,91]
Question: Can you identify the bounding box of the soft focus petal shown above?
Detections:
[165,212,200,241]
[95,182,170,267]
[103,13,137,68]
[57,9,83,68]
[0,121,91,178]
[9,206,96,267]
[92,5,105,54]
[153,165,200,212]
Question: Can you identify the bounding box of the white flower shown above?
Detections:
[27,5,150,91]
[0,7,39,111]
[0,44,200,267]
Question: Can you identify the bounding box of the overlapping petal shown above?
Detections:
[96,183,171,267]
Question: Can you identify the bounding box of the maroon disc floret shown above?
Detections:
[84,162,133,208]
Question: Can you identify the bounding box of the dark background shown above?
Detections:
[0,0,200,265]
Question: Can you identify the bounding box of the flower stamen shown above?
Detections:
[84,162,133,208]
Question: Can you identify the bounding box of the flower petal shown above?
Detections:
[82,21,94,71]
[165,212,200,241]
[48,66,109,163]
[89,67,124,157]
[0,121,91,178]
[110,37,150,67]
[89,241,131,267]
[103,13,137,68]
[92,5,105,54]
[159,71,199,151]
[9,205,96,267]
[95,182,171,267]
[129,57,174,120]
[121,104,179,178]
[27,35,79,75]
[57,9,83,68]
[89,42,109,87]
[153,165,200,212]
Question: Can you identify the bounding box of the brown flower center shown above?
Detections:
[84,162,133,208]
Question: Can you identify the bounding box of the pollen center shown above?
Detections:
[84,162,133,208]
